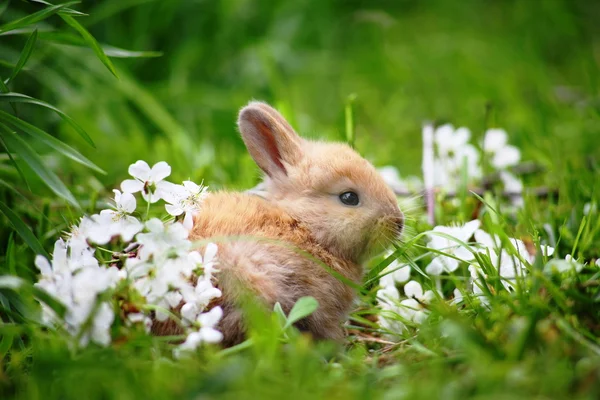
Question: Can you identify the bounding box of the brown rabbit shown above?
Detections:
[184,101,403,346]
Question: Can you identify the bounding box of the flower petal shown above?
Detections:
[425,257,445,276]
[121,179,144,194]
[183,213,194,231]
[199,327,223,343]
[198,306,223,328]
[404,280,423,299]
[493,145,521,169]
[128,160,151,181]
[483,129,507,152]
[165,203,184,216]
[204,243,218,264]
[119,192,137,213]
[150,161,171,182]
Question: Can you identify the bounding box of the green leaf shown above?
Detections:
[0,128,30,189]
[0,110,105,174]
[0,130,79,207]
[0,275,25,290]
[283,296,319,330]
[102,45,162,59]
[5,29,38,84]
[30,0,87,16]
[273,302,287,328]
[0,92,95,147]
[32,286,67,319]
[60,14,119,78]
[0,2,80,34]
[0,201,49,258]
[39,32,162,58]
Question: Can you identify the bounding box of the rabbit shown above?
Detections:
[157,101,404,346]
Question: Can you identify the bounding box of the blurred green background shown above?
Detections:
[2,1,600,398]
[4,0,600,186]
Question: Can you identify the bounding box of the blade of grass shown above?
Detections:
[60,14,119,78]
[5,29,38,84]
[0,128,30,189]
[0,92,95,147]
[0,110,105,174]
[0,201,49,258]
[0,2,80,34]
[0,74,18,114]
[0,129,79,207]
[31,0,87,16]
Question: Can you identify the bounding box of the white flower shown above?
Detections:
[596,259,600,268]
[180,279,222,324]
[475,230,554,290]
[121,160,172,203]
[155,291,183,322]
[87,190,143,244]
[85,302,115,347]
[452,288,464,305]
[136,218,191,262]
[483,129,521,169]
[544,255,584,274]
[66,217,95,256]
[433,124,482,189]
[499,171,523,193]
[34,238,118,346]
[127,313,153,333]
[378,166,423,192]
[584,202,597,216]
[175,306,224,356]
[399,280,434,324]
[376,285,407,335]
[161,181,209,231]
[379,252,410,288]
[425,220,480,275]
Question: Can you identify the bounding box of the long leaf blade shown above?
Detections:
[30,0,87,16]
[0,128,30,189]
[0,130,79,207]
[60,14,119,78]
[0,92,95,147]
[0,201,49,258]
[0,2,79,34]
[0,110,105,174]
[6,29,38,84]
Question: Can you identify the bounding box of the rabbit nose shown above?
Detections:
[392,213,404,235]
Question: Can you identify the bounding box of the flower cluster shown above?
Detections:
[33,160,221,354]
[378,126,523,200]
[377,220,564,335]
[376,251,434,334]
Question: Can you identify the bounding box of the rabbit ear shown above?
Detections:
[238,101,303,178]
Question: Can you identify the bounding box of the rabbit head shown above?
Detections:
[238,101,403,263]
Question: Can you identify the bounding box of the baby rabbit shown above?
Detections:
[185,102,404,346]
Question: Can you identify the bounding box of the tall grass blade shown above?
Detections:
[0,2,80,34]
[0,201,49,258]
[5,29,38,84]
[0,129,79,207]
[0,92,95,147]
[60,14,119,78]
[0,110,105,174]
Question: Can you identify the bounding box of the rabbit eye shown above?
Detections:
[339,191,359,206]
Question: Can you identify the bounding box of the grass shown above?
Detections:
[1,0,600,399]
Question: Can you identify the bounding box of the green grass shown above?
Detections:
[1,0,600,399]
